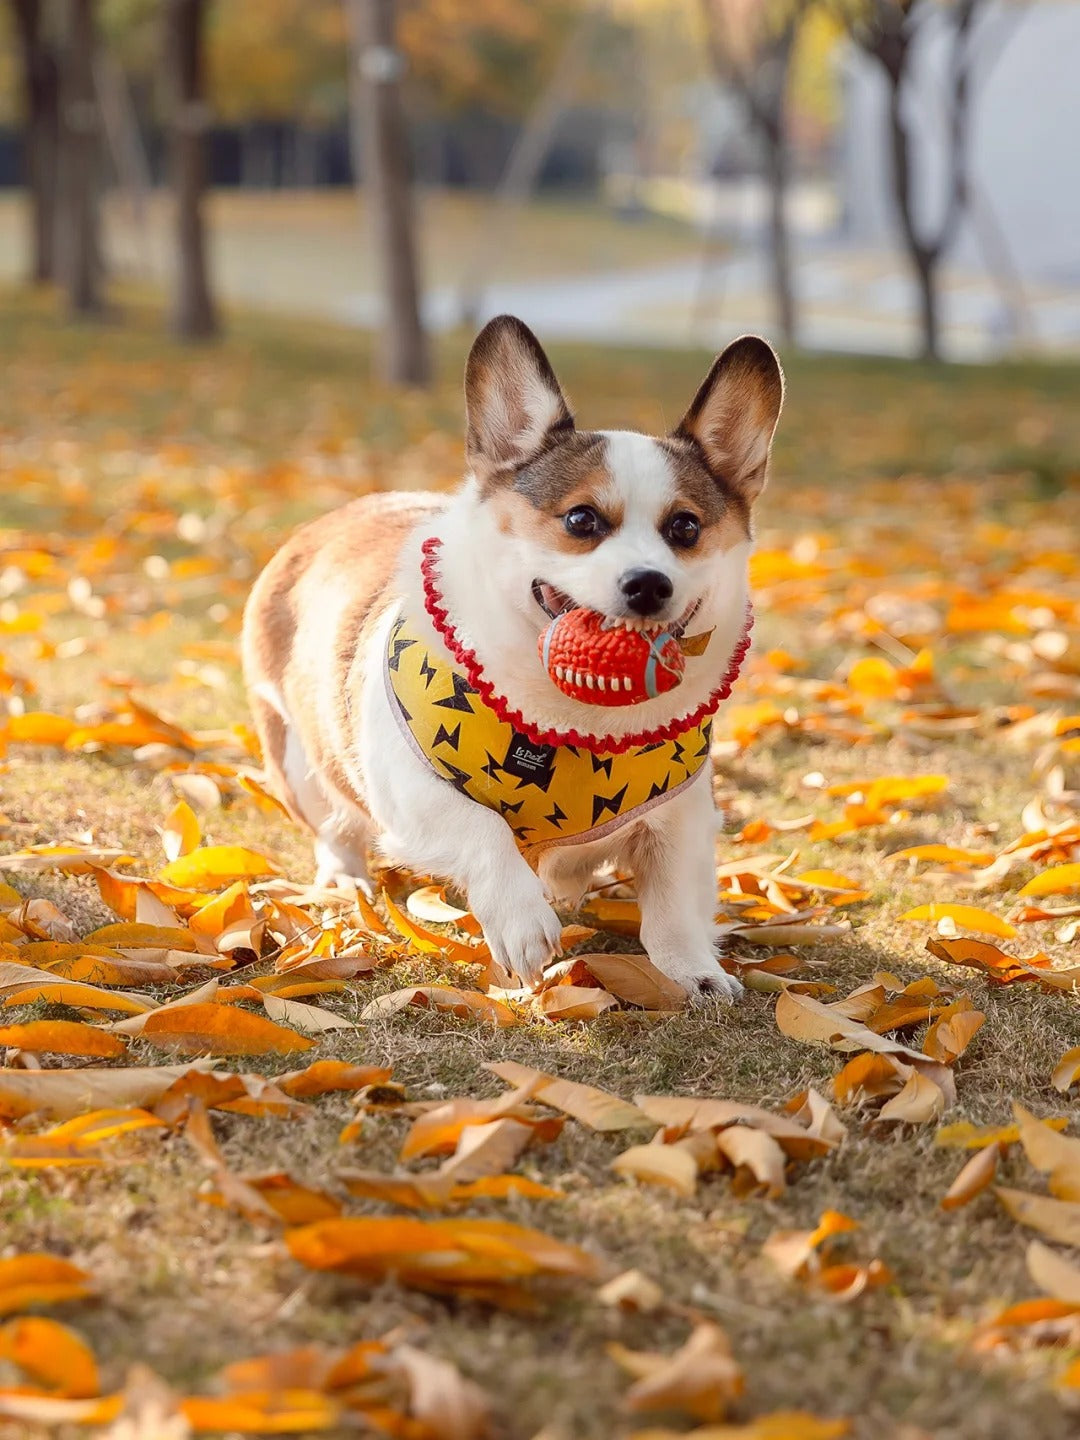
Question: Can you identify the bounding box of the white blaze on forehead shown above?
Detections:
[598,430,676,525]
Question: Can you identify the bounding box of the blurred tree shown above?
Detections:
[398,0,573,120]
[699,0,805,346]
[164,0,218,338]
[8,0,61,283]
[57,0,103,315]
[836,0,983,362]
[346,0,429,386]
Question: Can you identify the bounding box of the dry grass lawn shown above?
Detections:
[1,290,1080,1439]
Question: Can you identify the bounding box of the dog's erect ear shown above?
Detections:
[464,315,573,477]
[673,336,784,504]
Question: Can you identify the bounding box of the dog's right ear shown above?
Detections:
[464,315,573,478]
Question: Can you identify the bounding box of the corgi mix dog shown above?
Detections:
[242,317,783,1001]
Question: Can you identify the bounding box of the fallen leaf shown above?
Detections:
[0,1255,93,1315]
[900,904,1016,938]
[572,953,687,1009]
[1026,1239,1080,1305]
[627,1412,851,1439]
[178,1390,339,1433]
[0,1316,99,1396]
[611,1143,700,1198]
[277,1061,392,1099]
[997,1187,1080,1247]
[610,1322,744,1422]
[138,1003,314,1056]
[1012,1103,1080,1201]
[488,1061,653,1131]
[285,1216,599,1301]
[0,1020,126,1058]
[0,1061,217,1119]
[162,800,201,863]
[878,1072,945,1125]
[157,845,280,891]
[597,1269,665,1313]
[940,1142,1000,1210]
[362,987,518,1028]
[1052,1048,1080,1093]
[1018,864,1080,898]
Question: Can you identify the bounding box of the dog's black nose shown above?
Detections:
[620,567,673,617]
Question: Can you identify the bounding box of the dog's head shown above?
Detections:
[463,315,783,645]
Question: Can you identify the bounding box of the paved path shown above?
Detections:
[341,243,1080,361]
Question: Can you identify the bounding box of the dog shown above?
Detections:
[242,316,783,1001]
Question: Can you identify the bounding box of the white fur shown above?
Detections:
[265,324,780,1000]
[319,427,753,1001]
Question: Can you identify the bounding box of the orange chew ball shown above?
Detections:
[539,608,685,707]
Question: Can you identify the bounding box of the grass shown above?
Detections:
[1,287,1080,1438]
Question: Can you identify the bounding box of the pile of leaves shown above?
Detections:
[2,304,1080,1436]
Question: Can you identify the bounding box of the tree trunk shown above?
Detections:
[885,66,941,361]
[10,0,60,284]
[164,0,218,339]
[913,246,939,362]
[345,0,429,387]
[763,128,795,346]
[57,0,102,316]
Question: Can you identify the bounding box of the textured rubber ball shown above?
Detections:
[539,607,686,707]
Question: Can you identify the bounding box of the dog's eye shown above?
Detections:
[665,512,700,549]
[564,505,604,538]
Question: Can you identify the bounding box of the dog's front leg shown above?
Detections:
[388,795,563,985]
[625,776,743,1003]
[360,682,562,986]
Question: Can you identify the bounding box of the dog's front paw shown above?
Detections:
[649,950,744,1005]
[472,881,563,987]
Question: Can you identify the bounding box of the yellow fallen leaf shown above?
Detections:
[997,1187,1080,1247]
[538,985,618,1022]
[1052,1048,1080,1092]
[573,953,687,1009]
[0,1316,99,1397]
[0,1020,126,1058]
[628,1412,851,1439]
[0,1255,93,1316]
[1012,1103,1080,1201]
[362,986,518,1028]
[715,1126,787,1196]
[179,1390,339,1433]
[157,845,280,891]
[285,1216,599,1301]
[139,1003,314,1057]
[940,1142,999,1211]
[1019,864,1080,898]
[438,1118,535,1184]
[0,1062,216,1120]
[610,1322,744,1422]
[611,1143,699,1198]
[900,904,1017,938]
[878,1071,945,1124]
[488,1060,653,1131]
[162,800,201,863]
[1026,1239,1080,1305]
[847,656,899,697]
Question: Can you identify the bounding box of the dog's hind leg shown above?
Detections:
[251,683,373,893]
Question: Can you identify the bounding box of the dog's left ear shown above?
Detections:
[465,315,573,478]
[673,336,784,504]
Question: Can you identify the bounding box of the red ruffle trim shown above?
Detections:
[420,535,752,755]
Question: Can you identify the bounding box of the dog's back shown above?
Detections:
[241,490,443,847]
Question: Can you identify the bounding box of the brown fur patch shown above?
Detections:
[658,435,752,554]
[241,491,445,831]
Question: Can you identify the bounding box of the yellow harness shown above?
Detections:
[385,612,711,860]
